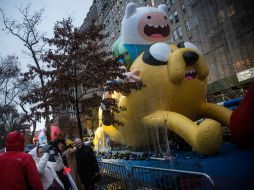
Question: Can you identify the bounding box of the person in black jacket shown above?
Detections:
[74,138,100,190]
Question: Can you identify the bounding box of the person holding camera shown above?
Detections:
[29,145,65,190]
[51,139,71,190]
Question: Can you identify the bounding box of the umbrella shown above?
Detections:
[63,167,78,190]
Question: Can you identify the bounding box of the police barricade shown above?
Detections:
[96,162,216,190]
[131,166,216,190]
[97,161,131,190]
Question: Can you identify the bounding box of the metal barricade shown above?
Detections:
[97,161,131,190]
[131,166,216,190]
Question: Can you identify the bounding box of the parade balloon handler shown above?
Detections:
[29,144,65,190]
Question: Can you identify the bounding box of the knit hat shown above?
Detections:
[65,139,74,147]
[5,131,25,151]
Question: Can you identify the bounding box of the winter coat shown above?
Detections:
[65,147,84,190]
[29,147,65,190]
[57,152,71,190]
[75,145,99,186]
[50,139,71,190]
[0,131,43,190]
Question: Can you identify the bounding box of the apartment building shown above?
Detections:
[82,0,254,96]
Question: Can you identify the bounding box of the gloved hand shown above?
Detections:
[44,145,58,156]
[48,149,55,156]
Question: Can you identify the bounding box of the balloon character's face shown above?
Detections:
[138,12,171,42]
[121,3,171,45]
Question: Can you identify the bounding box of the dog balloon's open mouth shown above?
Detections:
[185,69,197,80]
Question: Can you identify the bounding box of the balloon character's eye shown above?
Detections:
[164,16,167,20]
[142,43,171,66]
[147,16,151,19]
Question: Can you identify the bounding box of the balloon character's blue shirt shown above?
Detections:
[123,44,151,63]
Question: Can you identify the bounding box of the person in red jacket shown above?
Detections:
[230,82,254,147]
[0,131,43,190]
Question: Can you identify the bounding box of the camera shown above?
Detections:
[43,145,58,156]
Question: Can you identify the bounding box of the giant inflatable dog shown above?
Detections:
[95,42,232,155]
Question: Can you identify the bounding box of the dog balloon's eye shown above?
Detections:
[177,42,202,55]
[142,43,171,66]
[177,42,185,48]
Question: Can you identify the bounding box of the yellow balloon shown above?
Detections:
[95,43,232,155]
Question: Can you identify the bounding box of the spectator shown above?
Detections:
[29,145,65,190]
[52,139,71,190]
[0,131,43,190]
[74,138,100,190]
[64,139,84,190]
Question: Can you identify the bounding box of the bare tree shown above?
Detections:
[1,6,52,141]
[0,55,23,147]
[0,55,20,111]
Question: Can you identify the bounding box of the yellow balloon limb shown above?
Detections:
[201,103,232,126]
[142,111,223,155]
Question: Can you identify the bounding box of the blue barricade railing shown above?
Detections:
[97,161,216,190]
[131,166,216,190]
[97,161,130,190]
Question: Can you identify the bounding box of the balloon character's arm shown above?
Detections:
[142,111,222,155]
[201,103,232,127]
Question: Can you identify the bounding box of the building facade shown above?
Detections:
[82,0,254,96]
[156,0,254,89]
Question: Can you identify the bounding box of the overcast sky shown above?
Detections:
[0,0,93,131]
[0,0,93,60]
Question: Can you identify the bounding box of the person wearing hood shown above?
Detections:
[0,131,43,190]
[29,144,65,190]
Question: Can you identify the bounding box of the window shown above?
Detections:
[173,10,179,23]
[166,0,171,11]
[218,10,225,23]
[194,16,198,25]
[166,0,171,6]
[177,26,183,39]
[182,4,186,14]
[173,29,178,41]
[186,20,190,30]
[226,4,236,17]
[151,0,155,6]
[169,14,174,24]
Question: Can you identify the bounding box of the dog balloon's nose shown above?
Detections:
[183,51,199,66]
